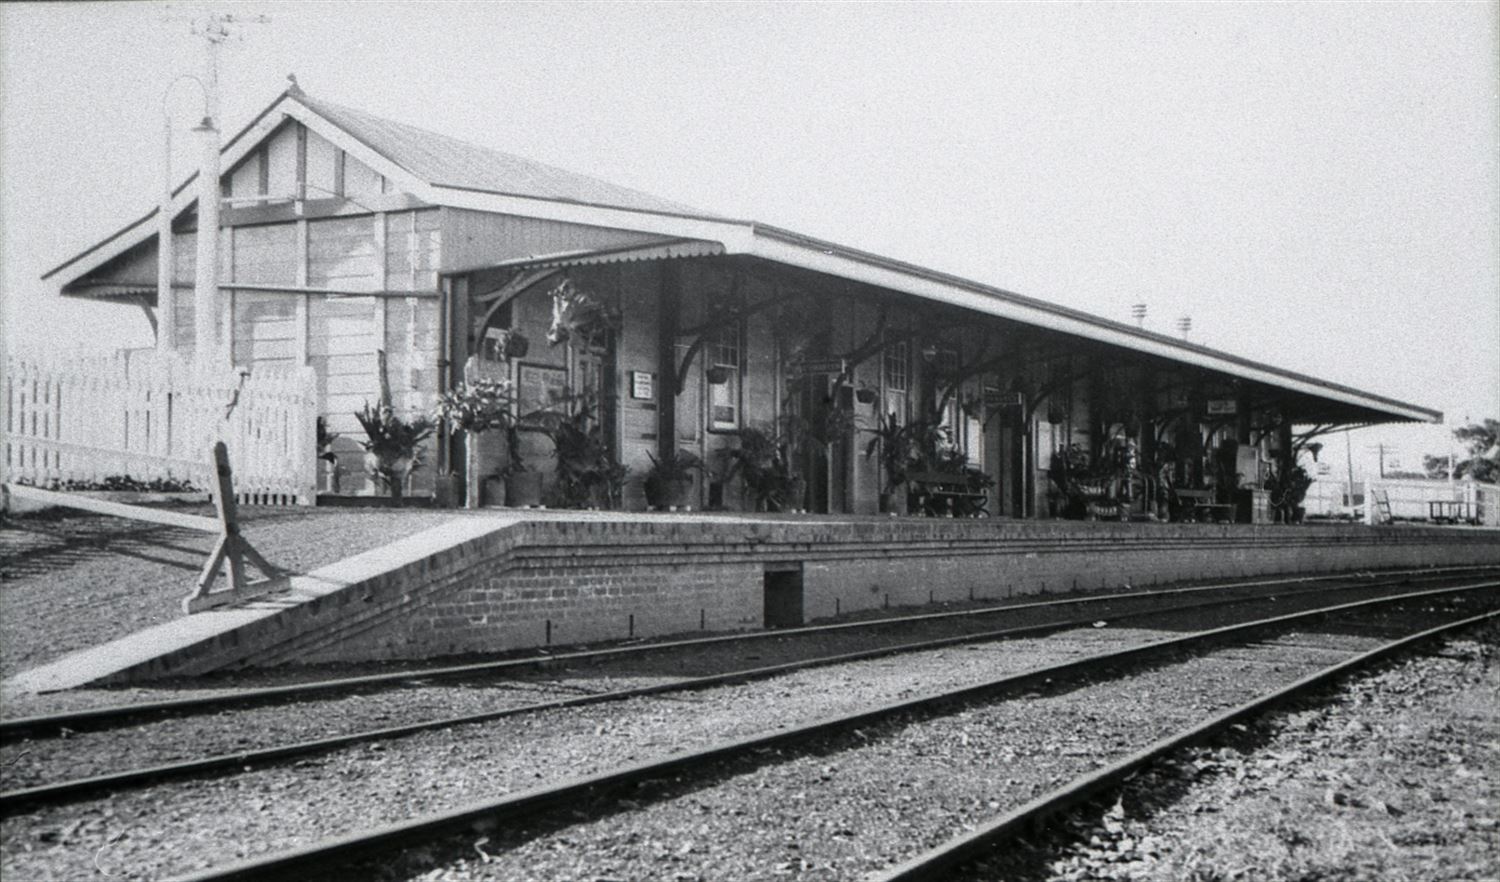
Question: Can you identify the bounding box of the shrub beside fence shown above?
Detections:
[2,350,317,505]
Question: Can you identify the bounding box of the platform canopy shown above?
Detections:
[44,88,1439,428]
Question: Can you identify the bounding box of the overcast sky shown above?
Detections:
[2,1,1496,465]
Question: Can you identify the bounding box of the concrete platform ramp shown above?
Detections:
[7,514,1498,691]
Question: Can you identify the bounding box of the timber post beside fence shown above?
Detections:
[3,441,289,613]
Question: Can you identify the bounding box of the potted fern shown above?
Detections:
[721,424,801,512]
[523,394,627,509]
[645,449,703,511]
[433,379,514,508]
[354,402,434,500]
[863,411,913,514]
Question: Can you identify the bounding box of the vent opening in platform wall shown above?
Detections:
[763,564,804,629]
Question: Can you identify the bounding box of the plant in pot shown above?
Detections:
[528,398,628,509]
[721,424,800,512]
[645,449,704,511]
[863,411,913,514]
[494,328,529,360]
[353,402,434,500]
[705,365,732,386]
[433,379,514,509]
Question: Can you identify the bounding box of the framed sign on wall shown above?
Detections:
[517,363,568,416]
[630,370,655,401]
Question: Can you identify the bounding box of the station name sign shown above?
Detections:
[983,388,1024,407]
[789,358,846,377]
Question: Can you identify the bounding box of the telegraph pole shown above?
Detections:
[191,14,226,364]
[182,12,268,365]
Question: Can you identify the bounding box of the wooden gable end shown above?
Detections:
[222,121,401,209]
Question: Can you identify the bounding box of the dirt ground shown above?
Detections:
[0,505,463,681]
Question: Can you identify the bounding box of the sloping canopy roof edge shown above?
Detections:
[741,226,1440,423]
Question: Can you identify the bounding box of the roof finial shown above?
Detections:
[286,73,303,97]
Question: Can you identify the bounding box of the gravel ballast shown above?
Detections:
[0,579,1448,791]
[2,603,1447,881]
[963,620,1500,882]
[355,632,1396,881]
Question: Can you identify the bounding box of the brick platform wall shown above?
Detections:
[279,519,1500,669]
[71,516,1500,685]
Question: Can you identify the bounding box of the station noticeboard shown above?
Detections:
[630,370,655,401]
[983,388,1024,407]
[789,358,846,377]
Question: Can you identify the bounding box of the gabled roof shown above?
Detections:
[42,88,1440,425]
[295,94,713,218]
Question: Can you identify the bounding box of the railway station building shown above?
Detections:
[42,86,1440,522]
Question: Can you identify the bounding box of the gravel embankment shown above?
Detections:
[0,580,1451,791]
[0,506,465,680]
[0,613,1408,881]
[963,620,1500,882]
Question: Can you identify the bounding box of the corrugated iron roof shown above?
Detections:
[494,239,726,269]
[297,95,713,218]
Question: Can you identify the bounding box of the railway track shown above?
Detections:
[875,607,1498,882]
[10,563,1488,740]
[0,568,1485,812]
[133,579,1496,881]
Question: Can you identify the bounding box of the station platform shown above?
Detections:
[6,512,1498,692]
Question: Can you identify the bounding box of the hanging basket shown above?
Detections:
[502,331,530,360]
[706,365,731,385]
[855,388,877,405]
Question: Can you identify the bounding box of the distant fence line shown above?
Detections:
[2,350,317,505]
[1306,475,1498,526]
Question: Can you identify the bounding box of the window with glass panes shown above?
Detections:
[883,340,909,423]
[708,322,741,430]
[936,348,960,440]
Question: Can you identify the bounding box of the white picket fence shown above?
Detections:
[2,350,317,505]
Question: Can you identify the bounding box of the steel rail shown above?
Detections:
[5,563,1487,740]
[162,580,1498,882]
[872,606,1500,881]
[0,572,1438,812]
